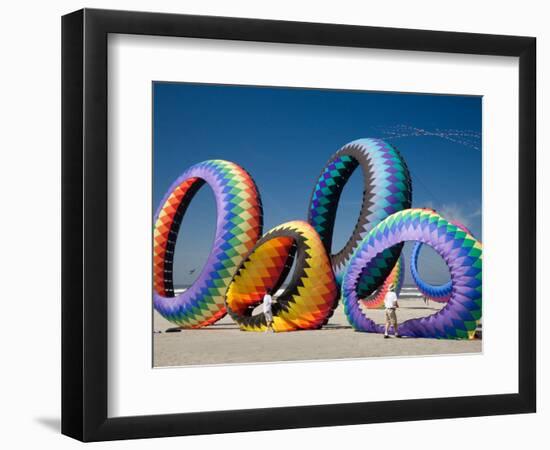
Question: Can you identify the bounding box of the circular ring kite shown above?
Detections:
[359,254,405,310]
[225,221,338,332]
[307,138,412,294]
[410,218,473,303]
[342,208,482,339]
[153,160,263,328]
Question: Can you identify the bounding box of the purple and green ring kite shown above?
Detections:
[342,208,482,339]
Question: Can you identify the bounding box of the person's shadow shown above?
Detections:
[35,417,60,433]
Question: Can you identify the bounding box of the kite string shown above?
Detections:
[377,125,481,150]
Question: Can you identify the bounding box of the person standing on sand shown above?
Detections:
[384,284,401,338]
[263,292,274,333]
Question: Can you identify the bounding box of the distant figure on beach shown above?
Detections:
[423,295,429,306]
[384,284,401,338]
[263,292,274,333]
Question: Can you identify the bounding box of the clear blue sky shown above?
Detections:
[153,82,482,286]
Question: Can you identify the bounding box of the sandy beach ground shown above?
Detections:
[153,291,482,367]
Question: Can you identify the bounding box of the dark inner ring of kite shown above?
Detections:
[161,177,205,297]
[226,229,306,327]
[308,146,363,262]
[307,139,413,288]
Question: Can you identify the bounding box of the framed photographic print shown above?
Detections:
[61,8,536,442]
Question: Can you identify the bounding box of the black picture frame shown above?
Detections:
[61,8,536,442]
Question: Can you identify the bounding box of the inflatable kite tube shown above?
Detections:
[308,138,412,289]
[153,160,263,328]
[225,221,338,332]
[359,255,404,310]
[342,208,482,339]
[410,219,473,303]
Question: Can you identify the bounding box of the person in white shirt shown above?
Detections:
[262,292,274,333]
[384,284,401,338]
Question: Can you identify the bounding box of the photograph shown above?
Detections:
[0,0,542,447]
[152,82,483,367]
